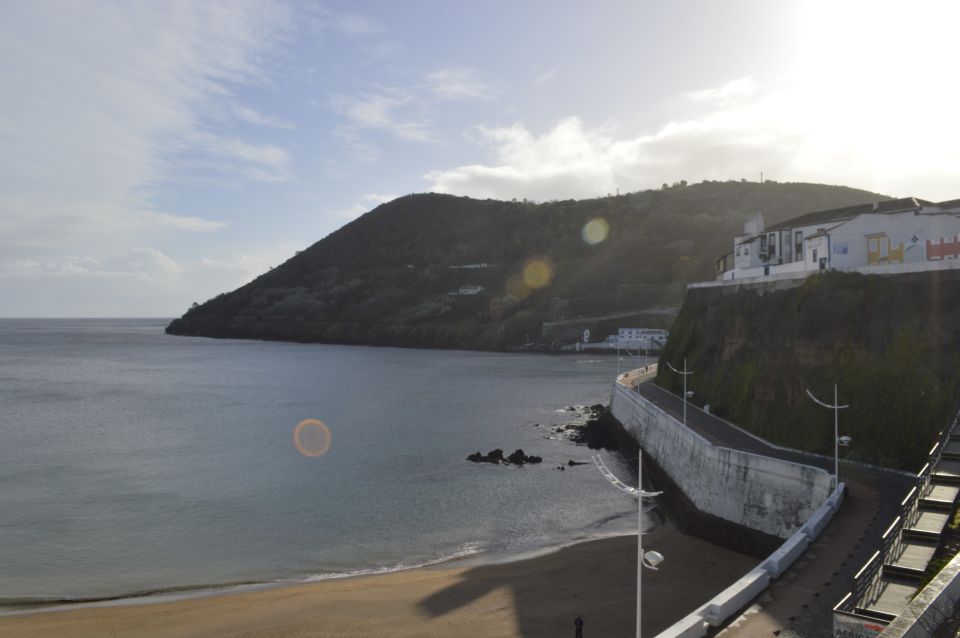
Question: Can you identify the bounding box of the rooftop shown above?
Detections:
[765,197,932,232]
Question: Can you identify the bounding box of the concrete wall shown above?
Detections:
[611,384,834,539]
[657,484,845,638]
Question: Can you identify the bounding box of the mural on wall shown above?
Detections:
[866,233,904,265]
[927,235,960,260]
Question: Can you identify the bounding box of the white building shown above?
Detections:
[454,285,485,295]
[717,197,960,281]
[604,328,668,349]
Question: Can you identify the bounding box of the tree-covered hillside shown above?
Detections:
[167,181,886,349]
[657,271,960,470]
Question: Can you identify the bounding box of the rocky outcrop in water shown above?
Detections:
[466,448,542,465]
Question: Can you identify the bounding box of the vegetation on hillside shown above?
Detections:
[657,271,960,470]
[168,180,885,349]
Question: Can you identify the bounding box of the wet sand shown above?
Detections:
[0,520,756,638]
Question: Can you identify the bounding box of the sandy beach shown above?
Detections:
[0,521,756,638]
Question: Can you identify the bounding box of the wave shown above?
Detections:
[0,542,488,616]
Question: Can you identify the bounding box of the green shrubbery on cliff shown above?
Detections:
[657,271,960,470]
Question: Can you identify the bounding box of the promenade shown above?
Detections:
[625,377,914,638]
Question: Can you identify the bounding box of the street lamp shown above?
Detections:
[806,384,850,489]
[593,453,664,638]
[666,358,695,429]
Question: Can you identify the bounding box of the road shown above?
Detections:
[625,377,915,638]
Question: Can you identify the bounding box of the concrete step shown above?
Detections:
[860,577,920,620]
[884,541,938,579]
[905,510,950,541]
[941,440,960,460]
[933,459,960,484]
[922,483,960,511]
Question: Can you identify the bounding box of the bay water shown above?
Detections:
[0,319,637,608]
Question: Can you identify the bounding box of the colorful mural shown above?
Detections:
[866,233,904,265]
[927,235,960,260]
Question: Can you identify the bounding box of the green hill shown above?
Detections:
[167,180,886,349]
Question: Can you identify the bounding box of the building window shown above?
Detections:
[795,231,803,261]
[768,234,776,257]
[812,248,818,263]
[869,237,878,253]
[760,236,767,252]
[736,246,741,256]
[880,237,889,259]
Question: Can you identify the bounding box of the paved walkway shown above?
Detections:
[628,379,913,638]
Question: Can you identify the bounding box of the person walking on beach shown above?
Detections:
[574,615,584,637]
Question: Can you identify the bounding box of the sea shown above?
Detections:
[0,319,640,610]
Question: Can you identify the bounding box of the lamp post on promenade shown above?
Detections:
[666,358,694,428]
[593,453,664,638]
[806,384,850,489]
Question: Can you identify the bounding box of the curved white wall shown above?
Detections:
[611,383,834,539]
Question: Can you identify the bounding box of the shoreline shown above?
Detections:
[0,529,637,618]
[0,521,757,638]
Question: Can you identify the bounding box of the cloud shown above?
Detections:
[1,249,183,283]
[0,243,300,317]
[335,13,382,37]
[332,92,437,143]
[425,72,960,202]
[364,193,399,204]
[0,2,291,256]
[232,105,296,129]
[686,77,755,106]
[198,135,293,182]
[529,66,560,89]
[425,68,496,101]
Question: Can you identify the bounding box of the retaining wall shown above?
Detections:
[611,383,834,539]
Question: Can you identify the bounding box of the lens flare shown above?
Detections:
[505,273,532,300]
[294,419,332,457]
[582,218,609,245]
[522,257,555,289]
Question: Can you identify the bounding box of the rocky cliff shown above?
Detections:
[656,271,960,470]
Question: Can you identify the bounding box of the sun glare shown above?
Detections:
[582,218,609,245]
[294,419,332,457]
[793,0,959,175]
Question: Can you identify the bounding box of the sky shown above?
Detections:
[2,0,959,317]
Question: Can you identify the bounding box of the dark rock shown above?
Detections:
[567,407,621,451]
[466,448,506,464]
[507,449,528,465]
[468,448,543,466]
[568,460,590,466]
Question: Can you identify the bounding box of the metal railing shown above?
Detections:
[836,411,960,615]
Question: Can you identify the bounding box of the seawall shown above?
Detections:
[610,383,834,540]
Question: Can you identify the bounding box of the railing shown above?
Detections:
[835,411,960,617]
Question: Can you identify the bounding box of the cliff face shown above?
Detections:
[656,271,960,470]
[167,181,885,350]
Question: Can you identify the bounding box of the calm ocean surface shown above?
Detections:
[0,319,637,607]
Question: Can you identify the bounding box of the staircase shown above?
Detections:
[837,417,960,626]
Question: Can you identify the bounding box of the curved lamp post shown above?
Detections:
[806,384,850,488]
[594,453,664,638]
[666,358,694,429]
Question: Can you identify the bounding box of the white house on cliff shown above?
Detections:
[715,197,960,282]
